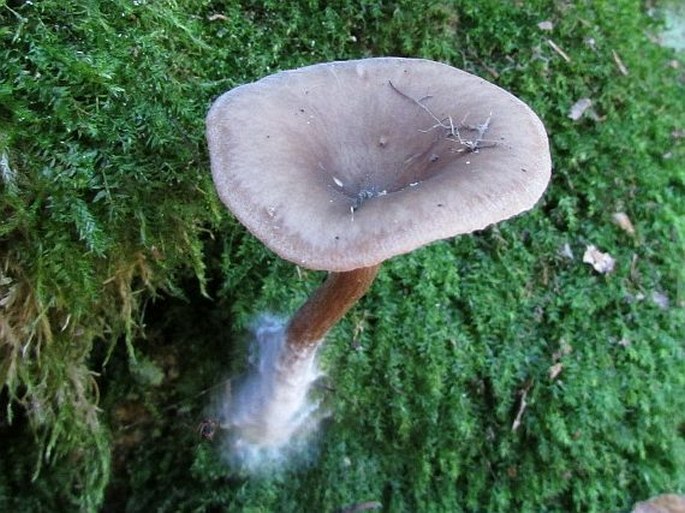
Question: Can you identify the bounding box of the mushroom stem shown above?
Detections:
[286,265,381,351]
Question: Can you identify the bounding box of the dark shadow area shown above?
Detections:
[97,271,238,512]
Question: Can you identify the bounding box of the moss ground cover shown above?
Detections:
[0,0,683,511]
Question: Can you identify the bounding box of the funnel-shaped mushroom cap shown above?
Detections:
[207,58,551,272]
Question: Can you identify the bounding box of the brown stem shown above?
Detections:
[285,264,381,352]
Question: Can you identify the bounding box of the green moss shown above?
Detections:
[1,0,683,511]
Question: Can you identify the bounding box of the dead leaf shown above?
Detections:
[583,245,616,274]
[651,291,670,310]
[552,339,573,361]
[630,253,640,280]
[612,212,636,236]
[208,13,228,21]
[338,501,383,513]
[559,242,575,260]
[568,98,593,121]
[549,363,563,380]
[618,338,631,348]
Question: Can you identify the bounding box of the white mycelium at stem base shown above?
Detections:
[220,266,380,466]
[222,316,322,456]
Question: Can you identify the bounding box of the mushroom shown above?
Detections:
[206,57,551,455]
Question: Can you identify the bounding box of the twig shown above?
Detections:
[388,81,496,153]
[547,39,571,62]
[512,381,533,431]
[388,80,443,127]
[611,49,629,76]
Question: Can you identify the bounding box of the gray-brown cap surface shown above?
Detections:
[207,58,551,272]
